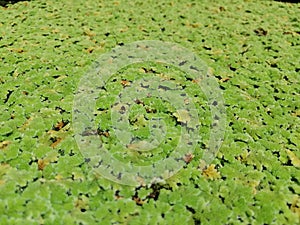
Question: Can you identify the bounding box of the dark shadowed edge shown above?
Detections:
[0,0,30,7]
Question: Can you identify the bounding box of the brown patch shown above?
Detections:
[192,79,201,84]
[219,6,226,12]
[0,141,10,150]
[114,191,123,200]
[85,47,94,53]
[134,99,144,105]
[54,120,68,131]
[38,159,48,171]
[132,196,144,206]
[183,153,194,164]
[9,48,24,53]
[254,28,268,36]
[290,197,300,216]
[121,79,130,87]
[221,77,230,82]
[19,117,33,130]
[50,137,62,148]
[99,131,110,137]
[186,22,201,28]
[141,67,156,73]
[147,185,161,201]
[83,29,96,38]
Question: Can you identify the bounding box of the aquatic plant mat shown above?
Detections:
[0,0,299,224]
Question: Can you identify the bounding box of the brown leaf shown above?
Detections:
[50,137,62,148]
[54,120,67,131]
[183,153,194,164]
[38,159,48,171]
[132,196,144,206]
[0,141,10,150]
[121,80,130,87]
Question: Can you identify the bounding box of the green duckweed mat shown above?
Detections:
[0,0,299,224]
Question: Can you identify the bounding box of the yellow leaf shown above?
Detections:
[202,164,221,180]
[0,164,11,177]
[286,150,300,168]
[173,109,191,123]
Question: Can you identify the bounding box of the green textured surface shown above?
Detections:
[0,0,299,224]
